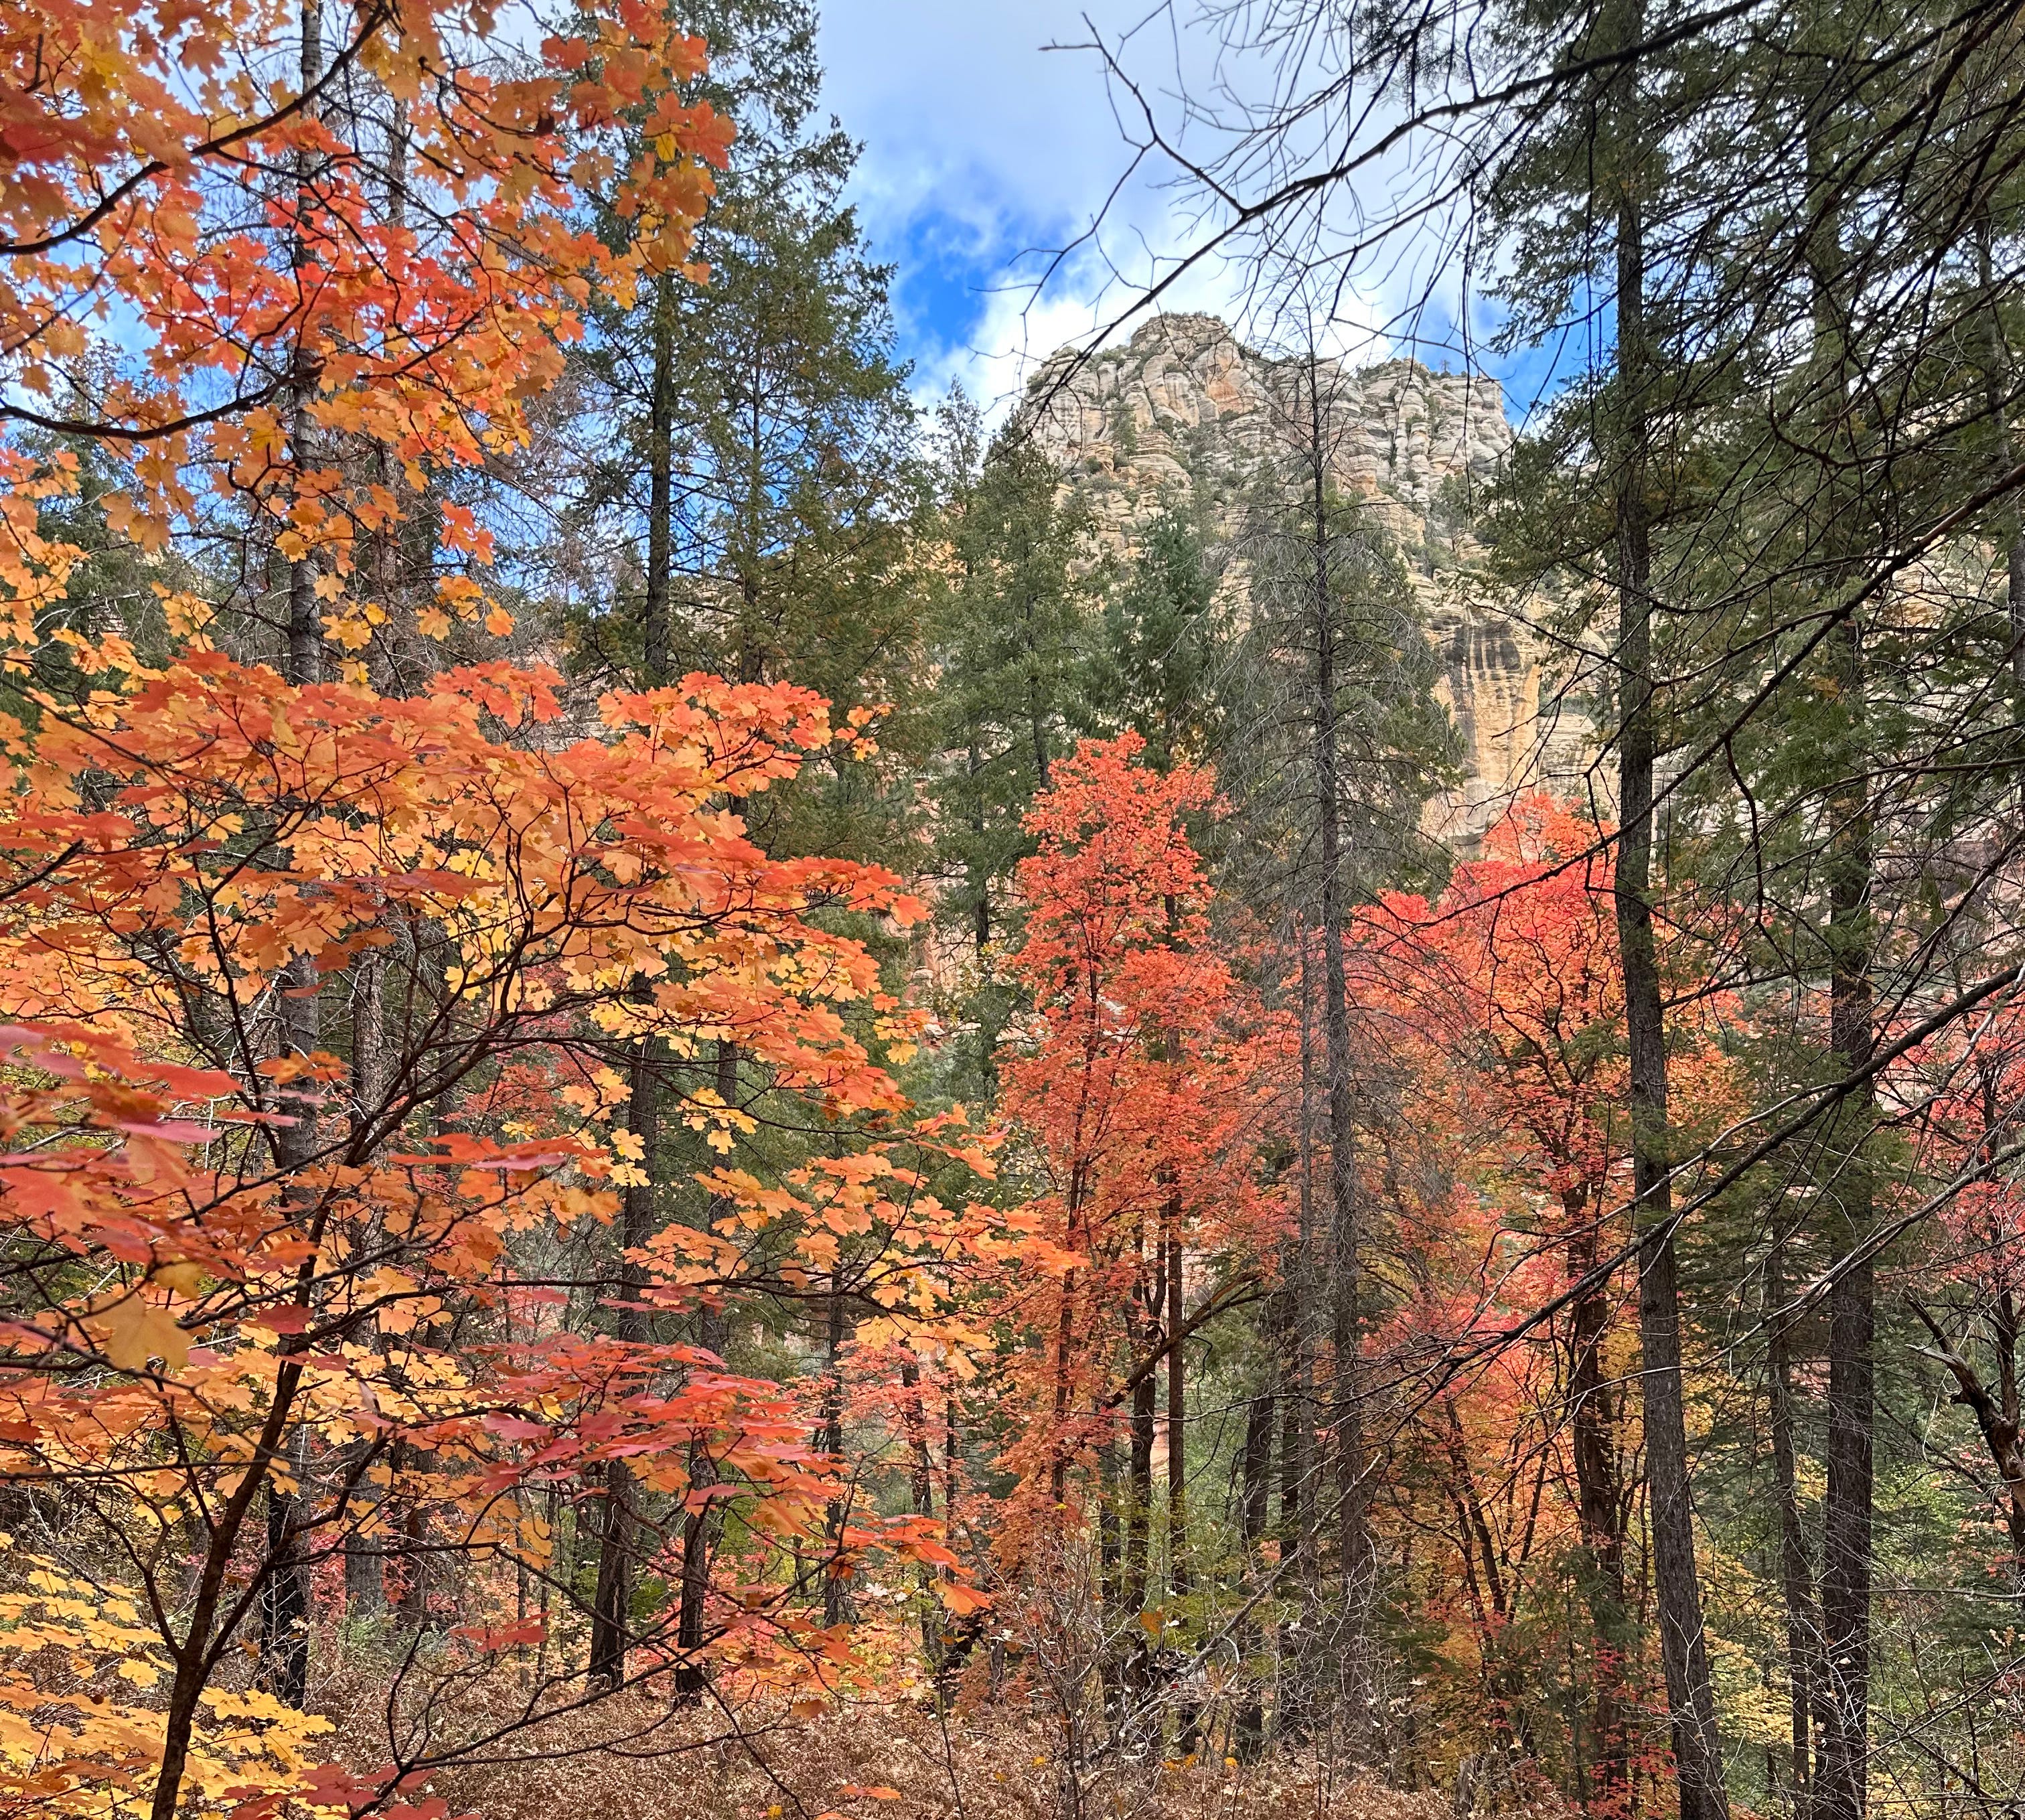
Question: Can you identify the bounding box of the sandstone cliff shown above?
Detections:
[1022,313,1592,846]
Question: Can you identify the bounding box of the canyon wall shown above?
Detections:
[1023,313,1594,844]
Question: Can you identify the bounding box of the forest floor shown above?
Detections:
[323,1667,1471,1820]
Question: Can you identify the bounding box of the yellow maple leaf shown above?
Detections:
[92,1298,190,1374]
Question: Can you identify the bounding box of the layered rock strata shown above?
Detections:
[1023,313,1592,845]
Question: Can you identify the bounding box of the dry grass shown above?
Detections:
[319,1660,1469,1820]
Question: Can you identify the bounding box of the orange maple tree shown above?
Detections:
[0,0,730,664]
[987,734,1282,1585]
[1360,797,1742,1804]
[0,655,1002,1818]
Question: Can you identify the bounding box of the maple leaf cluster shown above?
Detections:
[0,0,731,664]
[0,657,1008,1816]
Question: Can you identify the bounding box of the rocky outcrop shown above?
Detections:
[1022,313,1592,846]
[1026,313,1511,545]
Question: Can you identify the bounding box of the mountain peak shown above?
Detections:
[1023,313,1513,551]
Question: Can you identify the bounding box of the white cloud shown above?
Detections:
[818,0,1485,418]
[820,0,1252,408]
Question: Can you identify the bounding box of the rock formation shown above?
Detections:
[1022,313,1594,846]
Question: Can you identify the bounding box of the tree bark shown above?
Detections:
[1235,1379,1276,1760]
[1123,1246,1158,1622]
[258,1424,313,1705]
[587,271,680,1686]
[673,1039,738,1703]
[1768,1231,1819,1820]
[587,1000,660,1685]
[1165,1189,1189,1598]
[1974,217,2025,715]
[1564,1190,1628,1808]
[1802,50,1875,1816]
[1610,123,1729,1820]
[1817,729,1875,1820]
[263,88,325,1671]
[644,271,674,687]
[822,1272,852,1628]
[1303,356,1371,1732]
[1286,927,1319,1600]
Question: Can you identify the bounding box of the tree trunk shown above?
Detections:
[968,737,990,952]
[587,271,679,1686]
[1803,51,1875,1815]
[587,1002,660,1685]
[1165,1190,1189,1598]
[344,870,388,1618]
[343,1434,384,1619]
[1768,1231,1819,1820]
[1817,650,1875,1820]
[396,1448,430,1631]
[1612,143,1728,1820]
[1565,1191,1628,1808]
[1235,1380,1276,1760]
[258,1424,313,1705]
[644,271,674,687]
[1975,218,2025,715]
[285,0,324,692]
[899,1351,943,1660]
[1303,357,1371,1732]
[674,1039,737,1703]
[1124,1252,1158,1623]
[1285,924,1319,1630]
[822,1273,852,1628]
[264,108,324,1677]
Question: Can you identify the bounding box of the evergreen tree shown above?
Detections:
[1077,496,1227,771]
[927,418,1092,956]
[550,0,927,861]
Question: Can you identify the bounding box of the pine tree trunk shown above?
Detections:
[674,1039,737,1703]
[1817,620,1875,1820]
[823,1275,852,1628]
[344,878,388,1618]
[1803,55,1875,1817]
[1165,1193,1189,1598]
[258,1424,313,1706]
[644,271,674,687]
[1286,925,1319,1614]
[1565,1191,1628,1807]
[1303,358,1371,1736]
[968,738,989,951]
[1124,1247,1157,1624]
[587,1001,660,1685]
[588,271,680,1687]
[1612,155,1728,1820]
[1975,218,2025,714]
[1768,1231,1818,1820]
[899,1351,941,1660]
[1235,1381,1276,1759]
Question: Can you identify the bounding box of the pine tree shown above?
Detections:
[551,0,927,861]
[927,423,1092,957]
[1077,496,1227,770]
[1220,352,1457,1746]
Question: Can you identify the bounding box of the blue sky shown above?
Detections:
[818,0,1172,413]
[816,2,1564,431]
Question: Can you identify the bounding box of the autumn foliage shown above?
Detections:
[5,3,2025,1818]
[990,735,1281,1547]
